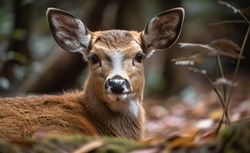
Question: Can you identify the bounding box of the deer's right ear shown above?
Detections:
[46,8,91,54]
[141,8,184,53]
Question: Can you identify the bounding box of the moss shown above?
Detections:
[99,137,145,153]
[215,119,250,153]
[0,139,21,153]
[0,135,145,153]
[97,144,125,153]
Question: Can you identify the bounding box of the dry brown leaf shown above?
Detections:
[195,130,216,144]
[210,39,240,52]
[164,128,216,152]
[210,39,241,59]
[164,128,199,152]
[165,134,196,152]
[140,136,165,145]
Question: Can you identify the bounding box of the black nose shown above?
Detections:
[105,75,130,94]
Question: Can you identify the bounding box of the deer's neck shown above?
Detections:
[81,74,145,139]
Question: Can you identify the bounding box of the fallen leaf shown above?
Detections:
[165,134,196,152]
[140,136,165,146]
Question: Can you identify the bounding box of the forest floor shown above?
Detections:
[142,73,250,152]
[1,75,250,153]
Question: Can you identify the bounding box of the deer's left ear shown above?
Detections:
[46,8,91,54]
[142,8,185,52]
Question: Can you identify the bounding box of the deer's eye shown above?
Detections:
[88,54,100,65]
[134,52,145,63]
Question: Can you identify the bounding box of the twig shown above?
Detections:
[225,25,250,122]
[195,65,221,108]
[219,0,250,127]
[216,55,230,125]
[219,0,250,24]
[209,20,247,26]
[218,1,239,13]
[194,64,230,126]
[215,113,225,135]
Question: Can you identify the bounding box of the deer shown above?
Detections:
[0,7,184,140]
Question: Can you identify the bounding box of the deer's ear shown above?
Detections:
[46,8,91,54]
[142,8,184,52]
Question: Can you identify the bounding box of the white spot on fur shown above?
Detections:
[107,41,142,79]
[107,94,139,118]
[110,52,124,77]
[128,99,139,118]
[106,52,129,93]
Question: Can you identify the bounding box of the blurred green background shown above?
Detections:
[0,0,249,99]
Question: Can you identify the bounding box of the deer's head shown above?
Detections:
[46,8,184,115]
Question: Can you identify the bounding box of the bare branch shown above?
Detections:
[218,1,239,14]
[172,56,204,65]
[179,40,242,60]
[209,20,247,26]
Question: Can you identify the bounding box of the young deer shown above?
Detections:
[0,7,184,140]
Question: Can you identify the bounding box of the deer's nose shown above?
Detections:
[105,75,131,94]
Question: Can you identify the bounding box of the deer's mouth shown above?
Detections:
[107,93,128,102]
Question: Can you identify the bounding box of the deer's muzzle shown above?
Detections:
[105,75,131,95]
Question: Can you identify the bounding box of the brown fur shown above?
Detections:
[0,91,144,140]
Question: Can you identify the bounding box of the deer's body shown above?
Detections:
[0,91,144,140]
[0,8,184,140]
